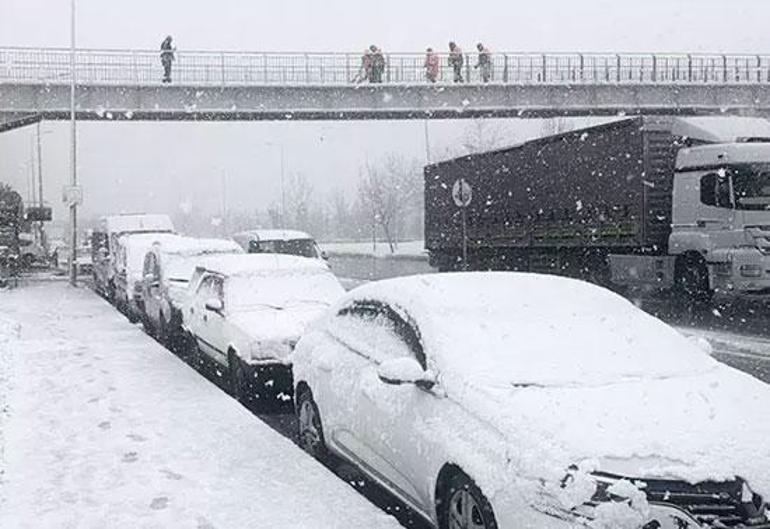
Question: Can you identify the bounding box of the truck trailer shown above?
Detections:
[424,116,770,303]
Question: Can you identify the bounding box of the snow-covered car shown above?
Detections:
[91,214,175,300]
[232,229,327,261]
[182,254,344,408]
[140,236,243,346]
[113,232,180,323]
[292,272,770,529]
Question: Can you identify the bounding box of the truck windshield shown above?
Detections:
[731,164,770,210]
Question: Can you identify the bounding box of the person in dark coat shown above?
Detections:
[369,45,385,83]
[160,36,175,83]
[475,43,492,82]
[448,41,464,83]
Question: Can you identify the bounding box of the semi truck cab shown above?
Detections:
[670,142,770,296]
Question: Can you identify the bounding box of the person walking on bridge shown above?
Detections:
[160,36,175,83]
[448,42,464,83]
[369,45,385,83]
[475,43,492,82]
[424,47,440,83]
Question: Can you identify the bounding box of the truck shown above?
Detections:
[0,185,23,286]
[424,116,770,305]
[91,214,175,314]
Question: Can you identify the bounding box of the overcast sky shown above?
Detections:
[1,0,769,232]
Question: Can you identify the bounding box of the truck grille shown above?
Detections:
[594,473,770,528]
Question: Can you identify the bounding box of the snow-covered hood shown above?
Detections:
[229,303,329,345]
[453,365,770,497]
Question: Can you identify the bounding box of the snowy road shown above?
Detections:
[0,282,401,529]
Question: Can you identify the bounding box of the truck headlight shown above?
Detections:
[740,264,763,278]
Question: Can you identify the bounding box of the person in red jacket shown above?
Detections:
[424,47,440,83]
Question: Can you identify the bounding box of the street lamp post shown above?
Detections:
[68,0,78,286]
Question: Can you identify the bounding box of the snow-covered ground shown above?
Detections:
[0,282,400,529]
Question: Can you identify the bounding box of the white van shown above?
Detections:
[91,214,174,303]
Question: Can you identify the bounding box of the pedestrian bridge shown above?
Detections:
[3,47,770,130]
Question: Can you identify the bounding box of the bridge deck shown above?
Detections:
[2,48,770,124]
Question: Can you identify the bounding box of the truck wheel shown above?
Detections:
[674,255,712,306]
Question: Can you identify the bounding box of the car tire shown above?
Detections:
[228,351,247,403]
[439,472,498,529]
[157,313,169,344]
[189,334,204,372]
[296,386,328,462]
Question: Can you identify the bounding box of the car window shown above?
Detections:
[196,275,215,301]
[331,301,425,367]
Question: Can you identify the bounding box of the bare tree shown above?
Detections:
[357,154,421,253]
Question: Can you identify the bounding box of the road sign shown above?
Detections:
[62,185,83,207]
[452,178,472,208]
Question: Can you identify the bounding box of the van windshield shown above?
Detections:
[248,238,319,258]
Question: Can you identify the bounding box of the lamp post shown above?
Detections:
[68,0,79,286]
[264,142,286,228]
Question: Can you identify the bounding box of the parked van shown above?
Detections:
[91,214,174,302]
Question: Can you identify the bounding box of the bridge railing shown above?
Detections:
[2,47,770,86]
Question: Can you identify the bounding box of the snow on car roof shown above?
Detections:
[102,214,174,234]
[196,253,329,277]
[233,229,313,241]
[340,272,716,387]
[158,236,242,257]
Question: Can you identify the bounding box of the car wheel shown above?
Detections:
[157,314,169,344]
[228,352,247,403]
[440,472,498,529]
[189,334,204,371]
[296,386,328,461]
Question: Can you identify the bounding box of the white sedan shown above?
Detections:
[183,254,344,408]
[292,272,770,529]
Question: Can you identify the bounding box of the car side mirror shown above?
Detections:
[377,357,436,390]
[205,298,224,313]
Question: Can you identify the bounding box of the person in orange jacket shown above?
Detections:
[424,47,440,83]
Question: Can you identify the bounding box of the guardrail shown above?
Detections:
[2,48,770,86]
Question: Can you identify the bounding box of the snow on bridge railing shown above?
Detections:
[2,47,770,86]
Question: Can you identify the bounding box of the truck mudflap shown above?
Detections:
[609,254,676,289]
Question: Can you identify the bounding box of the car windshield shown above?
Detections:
[731,164,770,210]
[248,238,319,258]
[226,272,343,311]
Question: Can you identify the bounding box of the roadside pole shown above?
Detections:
[451,178,472,271]
[68,0,79,286]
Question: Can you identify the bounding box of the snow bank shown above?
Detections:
[0,284,399,529]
